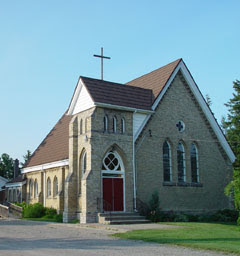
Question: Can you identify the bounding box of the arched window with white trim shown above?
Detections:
[47,178,51,197]
[121,118,125,134]
[177,142,186,182]
[104,115,108,132]
[191,143,199,183]
[102,150,124,175]
[34,179,38,198]
[163,141,172,182]
[113,116,117,133]
[53,176,58,197]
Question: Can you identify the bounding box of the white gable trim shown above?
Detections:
[136,60,235,163]
[67,78,95,115]
[22,159,69,174]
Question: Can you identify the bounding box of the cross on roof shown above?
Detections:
[93,47,111,80]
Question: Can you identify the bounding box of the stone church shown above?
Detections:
[22,59,235,223]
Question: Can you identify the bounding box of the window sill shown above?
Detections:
[177,182,190,187]
[163,182,176,186]
[190,182,203,187]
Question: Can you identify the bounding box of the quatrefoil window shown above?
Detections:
[176,120,185,132]
[102,151,121,171]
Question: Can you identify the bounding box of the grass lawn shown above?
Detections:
[113,222,240,254]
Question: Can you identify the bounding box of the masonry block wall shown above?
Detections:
[64,106,135,223]
[136,72,232,213]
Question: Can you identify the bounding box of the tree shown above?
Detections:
[223,80,240,209]
[21,150,32,167]
[205,94,212,107]
[0,153,14,179]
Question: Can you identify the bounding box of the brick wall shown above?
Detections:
[135,72,232,213]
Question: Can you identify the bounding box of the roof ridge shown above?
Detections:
[80,76,153,93]
[126,58,182,84]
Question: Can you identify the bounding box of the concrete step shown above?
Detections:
[99,212,140,217]
[106,219,151,225]
[104,216,146,221]
[98,212,150,224]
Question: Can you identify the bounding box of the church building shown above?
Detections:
[22,59,235,223]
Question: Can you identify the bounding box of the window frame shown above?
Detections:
[191,143,199,183]
[121,118,125,134]
[163,140,172,182]
[104,115,108,132]
[47,178,51,198]
[53,176,58,198]
[34,179,38,198]
[177,142,186,183]
[113,116,117,133]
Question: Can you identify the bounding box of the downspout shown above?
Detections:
[133,110,137,212]
[42,165,46,207]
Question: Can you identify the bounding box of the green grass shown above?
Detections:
[113,222,240,254]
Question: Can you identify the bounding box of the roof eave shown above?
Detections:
[94,102,154,114]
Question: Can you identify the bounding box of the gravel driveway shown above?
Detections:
[0,218,234,256]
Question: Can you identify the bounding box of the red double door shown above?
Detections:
[102,178,123,211]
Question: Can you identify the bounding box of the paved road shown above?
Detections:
[0,218,234,256]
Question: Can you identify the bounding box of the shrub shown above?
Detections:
[55,214,63,223]
[146,192,161,222]
[23,203,45,218]
[45,207,57,216]
[173,214,189,222]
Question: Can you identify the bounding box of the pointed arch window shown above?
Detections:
[121,118,125,134]
[29,179,33,198]
[47,178,51,197]
[102,150,124,176]
[113,116,117,133]
[177,142,186,182]
[80,119,83,135]
[191,143,199,183]
[81,150,87,175]
[53,176,58,197]
[163,141,172,182]
[104,115,108,132]
[34,179,38,198]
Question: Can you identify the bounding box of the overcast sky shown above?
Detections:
[0,0,239,161]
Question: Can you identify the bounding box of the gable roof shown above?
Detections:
[23,58,235,171]
[127,58,181,103]
[6,174,26,185]
[24,113,71,168]
[68,77,153,115]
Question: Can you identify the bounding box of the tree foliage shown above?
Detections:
[223,80,240,209]
[21,150,32,167]
[0,153,14,179]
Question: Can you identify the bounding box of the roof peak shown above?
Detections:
[127,58,182,85]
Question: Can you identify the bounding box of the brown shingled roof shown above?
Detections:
[127,58,181,102]
[25,113,72,168]
[81,77,153,111]
[25,59,181,168]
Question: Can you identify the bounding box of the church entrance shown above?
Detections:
[101,150,125,212]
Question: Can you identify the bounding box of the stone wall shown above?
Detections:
[26,165,67,214]
[64,106,134,223]
[136,71,232,214]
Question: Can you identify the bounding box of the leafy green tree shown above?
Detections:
[21,150,32,167]
[223,80,240,209]
[0,153,14,179]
